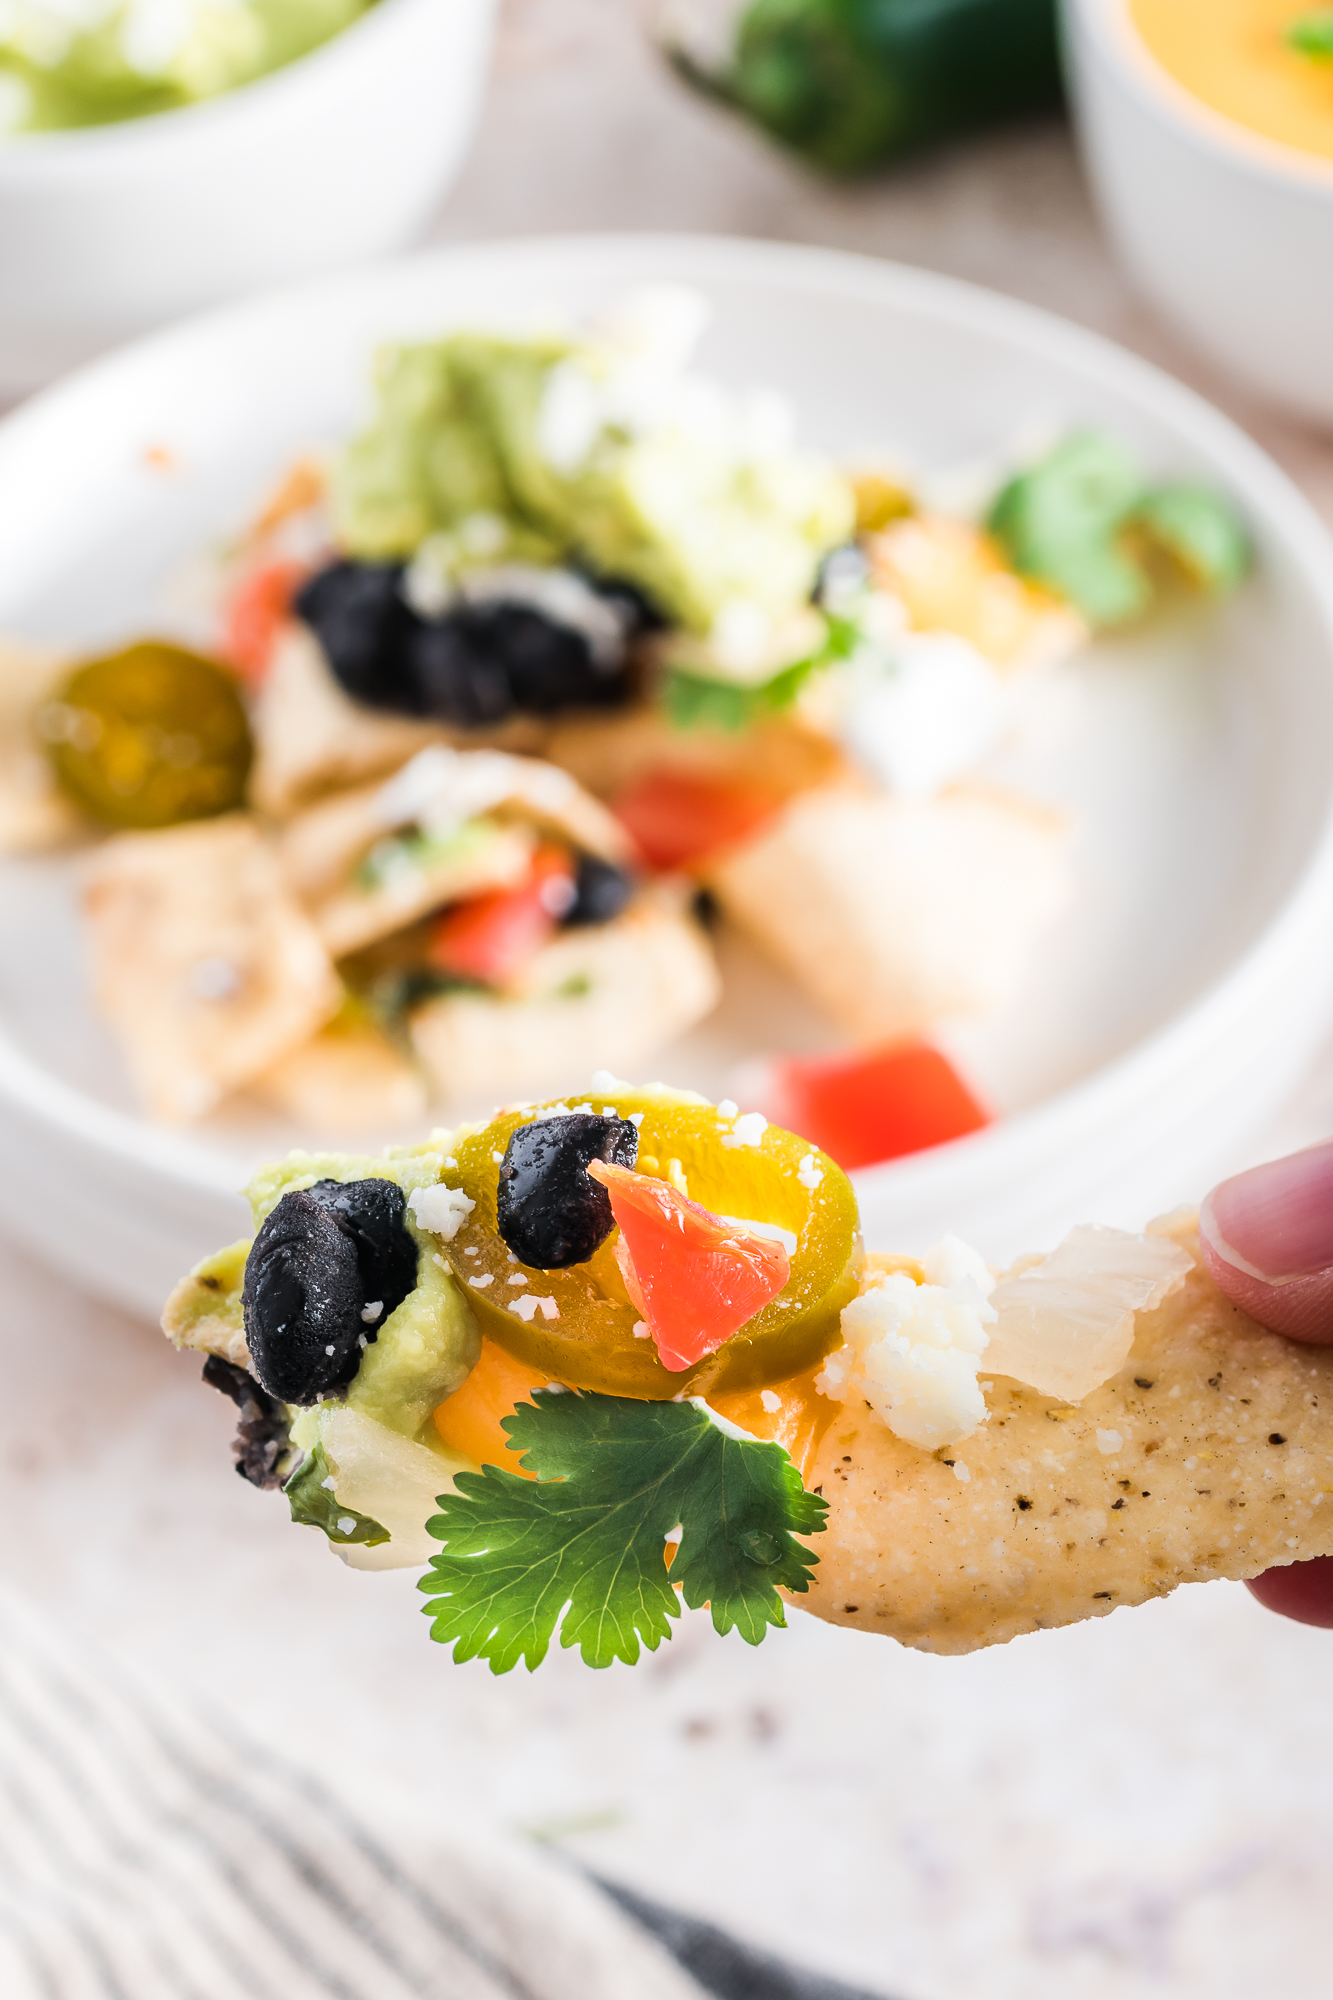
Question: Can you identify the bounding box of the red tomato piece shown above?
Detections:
[613,768,785,872]
[222,558,305,684]
[587,1159,790,1373]
[428,845,575,988]
[763,1043,990,1172]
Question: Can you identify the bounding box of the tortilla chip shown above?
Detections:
[0,636,85,854]
[801,1215,1333,1653]
[250,625,551,818]
[704,781,1069,1043]
[248,1021,428,1133]
[82,814,340,1121]
[409,886,720,1104]
[866,515,1087,672]
[278,748,635,957]
[543,706,846,803]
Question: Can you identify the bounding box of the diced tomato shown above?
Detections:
[222,558,305,684]
[761,1042,990,1172]
[428,844,575,988]
[587,1160,790,1373]
[612,768,785,872]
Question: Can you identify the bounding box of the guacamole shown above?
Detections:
[0,0,375,135]
[332,321,856,645]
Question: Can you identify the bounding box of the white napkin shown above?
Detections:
[0,1585,704,2000]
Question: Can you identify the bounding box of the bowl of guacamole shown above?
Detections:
[0,0,499,389]
[0,0,380,136]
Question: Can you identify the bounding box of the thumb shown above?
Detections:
[1198,1139,1333,1345]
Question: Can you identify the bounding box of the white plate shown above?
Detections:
[3,233,1333,1317]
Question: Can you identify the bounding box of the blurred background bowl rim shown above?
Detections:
[1069,0,1333,194]
[3,229,1333,1202]
[0,0,435,168]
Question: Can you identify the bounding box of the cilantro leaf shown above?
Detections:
[1289,10,1333,59]
[284,1443,391,1547]
[661,611,858,734]
[418,1391,827,1673]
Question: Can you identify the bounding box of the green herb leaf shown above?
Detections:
[1288,10,1333,59]
[1132,483,1251,593]
[418,1390,828,1673]
[989,432,1249,626]
[284,1443,391,1547]
[661,611,858,734]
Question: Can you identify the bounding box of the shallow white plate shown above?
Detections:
[3,233,1333,1317]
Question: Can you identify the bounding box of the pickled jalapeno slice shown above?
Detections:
[440,1088,861,1398]
[39,641,252,829]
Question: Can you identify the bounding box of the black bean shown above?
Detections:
[295,560,421,713]
[565,855,634,927]
[497,1113,639,1269]
[405,618,515,727]
[306,1178,418,1331]
[201,1354,294,1489]
[242,1189,365,1405]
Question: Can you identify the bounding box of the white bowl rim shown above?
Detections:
[3,229,1333,1202]
[0,0,433,167]
[1069,0,1333,195]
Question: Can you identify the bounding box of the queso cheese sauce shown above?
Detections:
[1130,0,1333,162]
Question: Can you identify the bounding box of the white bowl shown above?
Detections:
[0,0,497,392]
[2,232,1333,1317]
[1063,0,1333,424]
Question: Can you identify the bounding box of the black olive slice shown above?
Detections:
[565,855,633,928]
[497,1112,639,1269]
[201,1354,294,1489]
[306,1178,418,1333]
[242,1189,365,1405]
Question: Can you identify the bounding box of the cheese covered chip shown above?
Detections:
[801,1216,1333,1653]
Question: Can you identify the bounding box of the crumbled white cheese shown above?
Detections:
[513,1294,559,1322]
[840,628,1007,803]
[716,1098,739,1119]
[507,1275,527,1286]
[469,1274,494,1289]
[817,1236,996,1451]
[984,1226,1192,1400]
[407,1184,476,1241]
[796,1152,824,1191]
[360,1301,383,1324]
[336,1518,358,1538]
[633,1320,651,1339]
[760,1389,781,1414]
[324,1343,335,1357]
[721,1112,768,1149]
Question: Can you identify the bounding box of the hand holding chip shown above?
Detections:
[1201,1140,1333,1627]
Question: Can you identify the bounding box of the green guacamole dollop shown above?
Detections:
[0,0,375,136]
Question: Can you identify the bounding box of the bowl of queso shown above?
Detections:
[0,0,498,391]
[1064,0,1333,423]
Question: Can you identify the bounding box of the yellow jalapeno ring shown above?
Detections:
[444,1088,861,1398]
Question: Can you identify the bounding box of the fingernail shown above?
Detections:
[1200,1140,1333,1285]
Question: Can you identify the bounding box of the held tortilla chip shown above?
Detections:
[799,1216,1333,1653]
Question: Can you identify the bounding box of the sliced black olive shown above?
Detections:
[497,1112,639,1268]
[242,1188,365,1405]
[295,560,421,714]
[565,855,634,927]
[306,1178,417,1331]
[202,1354,294,1489]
